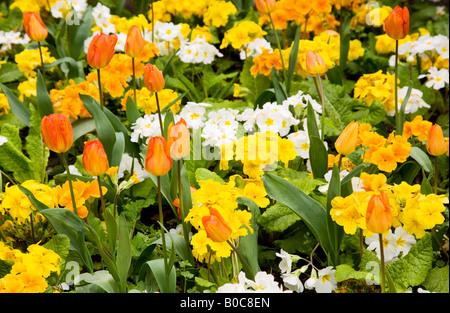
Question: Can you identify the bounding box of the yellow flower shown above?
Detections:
[15,47,57,78]
[203,0,237,28]
[354,70,396,112]
[220,21,266,50]
[370,147,398,173]
[0,92,10,116]
[360,173,387,192]
[242,182,270,208]
[348,39,365,61]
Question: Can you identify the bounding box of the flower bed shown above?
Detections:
[0,0,448,294]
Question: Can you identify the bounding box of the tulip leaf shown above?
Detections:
[140,259,177,293]
[0,82,30,127]
[117,214,132,293]
[286,23,301,95]
[409,146,433,173]
[36,70,54,118]
[125,95,140,124]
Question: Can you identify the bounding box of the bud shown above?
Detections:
[305,50,328,76]
[144,64,165,92]
[82,139,109,176]
[145,136,173,176]
[87,32,118,69]
[167,118,190,160]
[427,124,447,156]
[202,208,232,242]
[384,6,409,40]
[124,25,145,58]
[335,121,359,156]
[23,11,48,42]
[255,0,276,15]
[41,113,73,153]
[366,191,392,234]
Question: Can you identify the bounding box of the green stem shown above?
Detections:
[60,154,78,217]
[97,69,104,111]
[314,75,326,142]
[359,229,364,258]
[132,57,138,107]
[155,92,164,136]
[29,213,35,243]
[394,40,399,131]
[268,12,287,82]
[434,156,438,194]
[157,176,169,291]
[379,233,386,293]
[37,41,45,80]
[227,240,254,281]
[97,176,106,220]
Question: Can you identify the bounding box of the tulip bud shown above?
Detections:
[87,32,118,69]
[23,11,48,42]
[305,50,328,76]
[384,6,409,40]
[427,124,447,156]
[41,113,73,153]
[145,136,173,176]
[167,118,190,160]
[124,25,145,58]
[202,208,232,242]
[335,121,359,156]
[82,139,109,176]
[144,64,165,93]
[255,0,276,15]
[366,191,392,234]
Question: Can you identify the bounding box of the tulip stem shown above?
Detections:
[157,176,169,291]
[155,92,164,136]
[132,57,138,107]
[97,176,106,220]
[434,156,439,194]
[29,213,35,243]
[178,160,191,258]
[268,12,287,82]
[314,74,326,142]
[227,240,254,281]
[60,154,78,217]
[37,41,45,80]
[97,69,104,111]
[378,233,386,293]
[394,40,399,131]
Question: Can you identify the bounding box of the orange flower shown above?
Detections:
[371,147,398,173]
[427,124,447,156]
[305,50,328,76]
[167,118,190,160]
[384,6,409,40]
[143,64,165,92]
[145,136,173,176]
[250,48,282,77]
[23,12,48,42]
[82,139,109,176]
[366,191,392,234]
[41,113,73,153]
[87,32,118,69]
[255,0,276,14]
[202,208,232,242]
[124,25,145,58]
[335,121,359,156]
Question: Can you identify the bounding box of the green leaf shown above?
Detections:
[141,259,177,293]
[0,62,25,83]
[125,95,140,124]
[195,168,224,184]
[309,136,328,179]
[111,132,125,167]
[0,82,30,127]
[43,234,71,260]
[409,147,433,173]
[0,260,13,279]
[397,80,413,136]
[262,172,332,261]
[387,233,433,293]
[80,94,116,164]
[117,214,132,293]
[72,118,96,143]
[335,264,373,282]
[36,70,54,118]
[286,24,301,95]
[258,202,300,232]
[240,57,272,103]
[39,208,94,273]
[67,6,93,60]
[422,265,449,293]
[271,67,287,104]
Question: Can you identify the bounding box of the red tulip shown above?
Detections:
[384,6,409,40]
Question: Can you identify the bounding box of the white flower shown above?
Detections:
[118,153,150,182]
[365,230,399,263]
[0,135,8,146]
[433,34,449,59]
[0,31,30,51]
[154,21,183,42]
[287,130,310,159]
[253,102,299,137]
[92,2,115,34]
[240,38,272,60]
[177,35,223,65]
[282,90,322,114]
[179,102,210,131]
[419,67,449,90]
[275,249,301,274]
[318,169,364,194]
[114,32,128,52]
[388,87,430,116]
[241,271,289,293]
[281,270,304,293]
[393,226,416,257]
[51,0,87,20]
[216,282,247,293]
[62,165,81,176]
[169,224,192,241]
[305,267,337,293]
[202,109,239,147]
[130,114,163,143]
[237,108,258,132]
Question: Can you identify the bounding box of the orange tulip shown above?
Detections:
[145,136,173,176]
[144,64,165,93]
[335,121,359,156]
[82,139,109,176]
[87,32,118,69]
[305,50,327,76]
[41,113,73,153]
[366,191,392,234]
[202,208,232,242]
[23,11,48,42]
[124,25,145,58]
[167,118,190,160]
[255,0,276,14]
[427,124,447,156]
[384,6,409,40]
